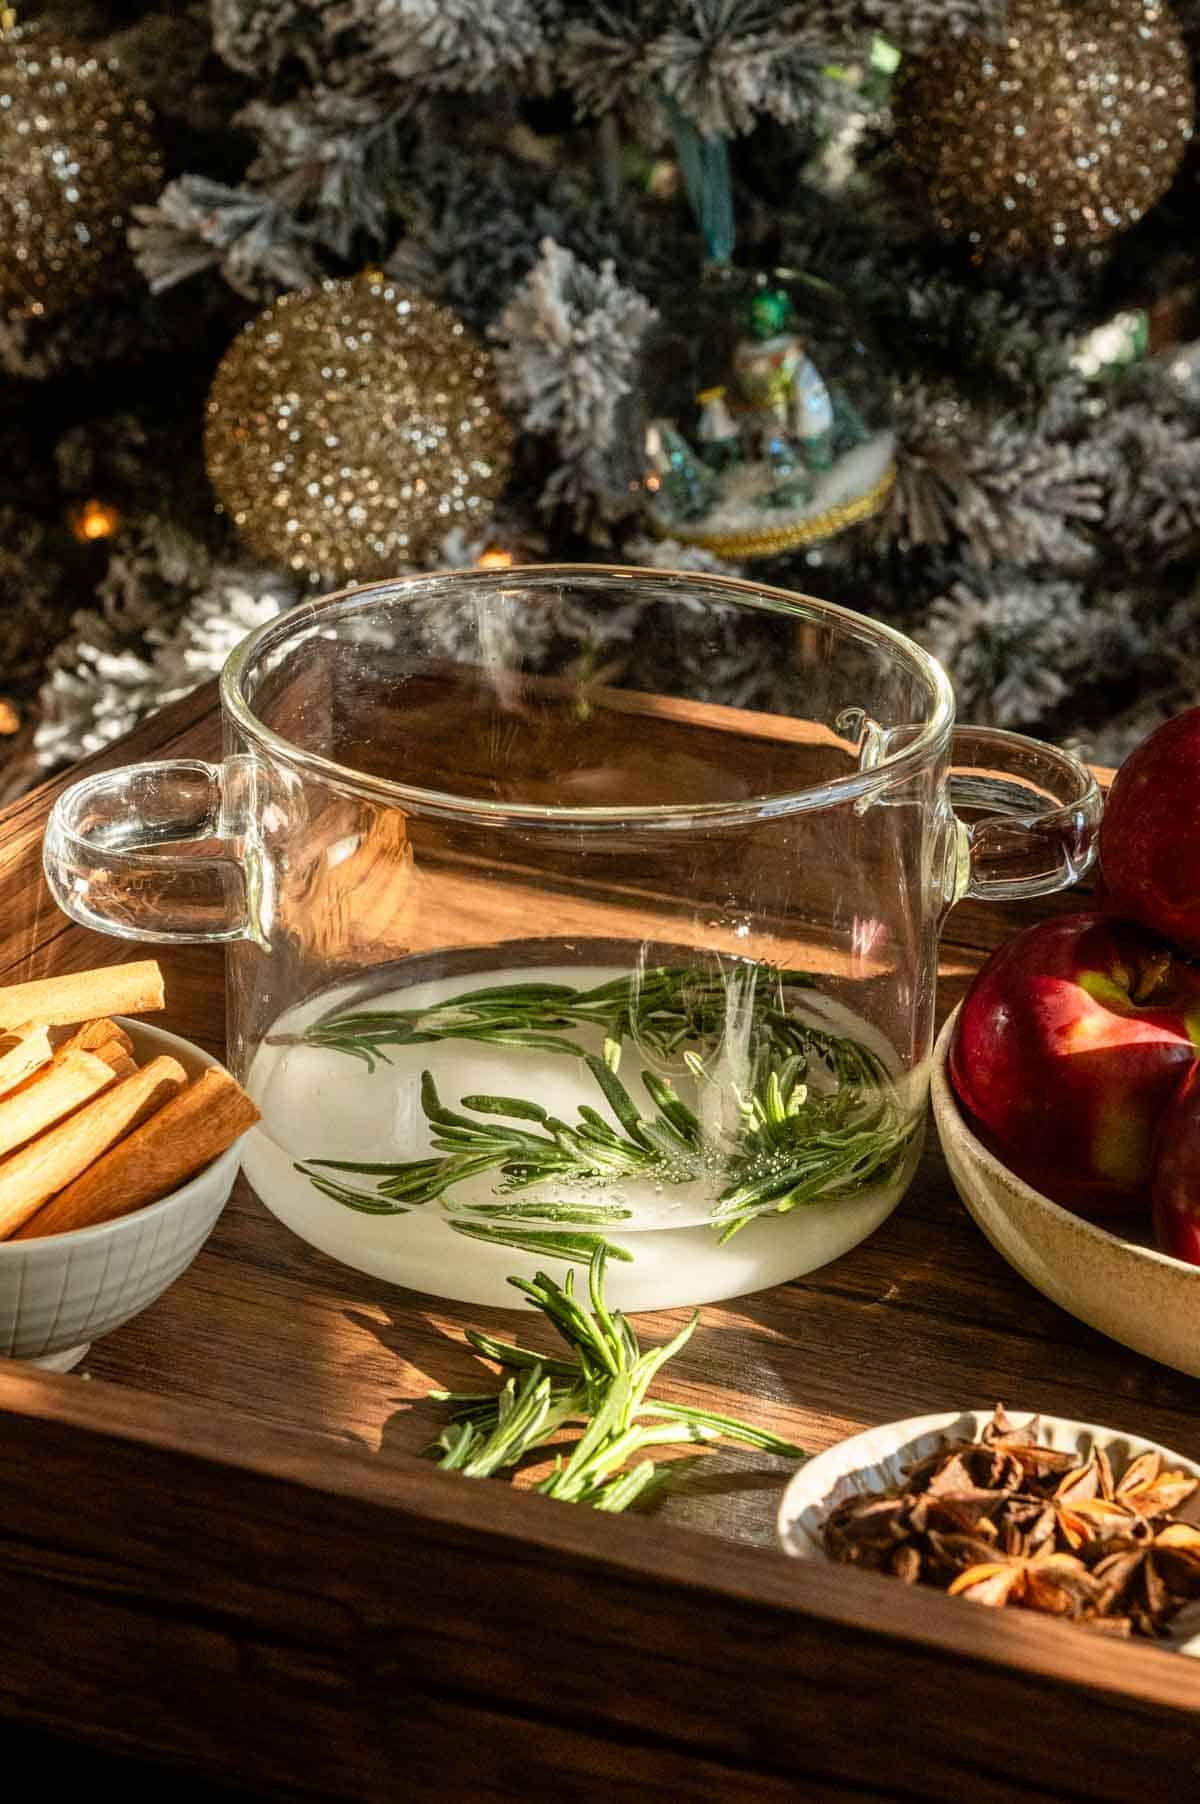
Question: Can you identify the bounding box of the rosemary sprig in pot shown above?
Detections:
[712,1035,913,1241]
[297,962,815,1072]
[298,1035,914,1249]
[427,1245,807,1510]
[296,1054,703,1208]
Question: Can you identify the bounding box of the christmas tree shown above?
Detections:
[4,0,1200,795]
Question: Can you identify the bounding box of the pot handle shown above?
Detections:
[42,759,256,944]
[948,726,1102,905]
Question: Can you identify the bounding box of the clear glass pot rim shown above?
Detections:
[218,564,956,825]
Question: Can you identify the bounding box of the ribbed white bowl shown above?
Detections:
[0,1018,246,1366]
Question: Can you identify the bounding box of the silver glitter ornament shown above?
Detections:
[204,274,514,579]
[0,24,162,318]
[893,0,1195,258]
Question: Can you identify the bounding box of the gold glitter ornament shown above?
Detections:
[204,275,514,579]
[892,0,1195,258]
[0,24,161,317]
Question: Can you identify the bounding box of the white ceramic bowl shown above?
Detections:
[930,1004,1200,1379]
[777,1408,1200,1656]
[0,1018,247,1370]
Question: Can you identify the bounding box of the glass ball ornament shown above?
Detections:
[892,0,1195,259]
[204,273,513,581]
[635,266,896,560]
[0,24,162,318]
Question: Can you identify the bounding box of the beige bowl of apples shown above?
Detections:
[931,709,1200,1380]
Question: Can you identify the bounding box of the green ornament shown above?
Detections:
[745,286,794,342]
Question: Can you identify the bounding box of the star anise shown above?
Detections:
[1113,1451,1199,1521]
[946,1545,1101,1619]
[1088,1522,1200,1638]
[821,1407,1200,1643]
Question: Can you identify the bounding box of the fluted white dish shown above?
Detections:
[0,1018,246,1369]
[777,1408,1200,1657]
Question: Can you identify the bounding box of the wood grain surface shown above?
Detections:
[1,687,1198,1802]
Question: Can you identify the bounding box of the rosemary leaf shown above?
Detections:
[449,1222,633,1265]
[508,1260,626,1380]
[538,1418,716,1503]
[641,1400,809,1458]
[296,1169,413,1215]
[589,1460,667,1513]
[442,1199,634,1223]
[455,1371,586,1479]
[433,1420,480,1470]
[462,1330,578,1377]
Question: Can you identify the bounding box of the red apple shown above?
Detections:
[1099,707,1200,957]
[949,913,1200,1218]
[1151,1063,1200,1266]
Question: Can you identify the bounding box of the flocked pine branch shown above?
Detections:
[1092,374,1200,575]
[4,0,1200,805]
[147,566,299,694]
[239,90,415,258]
[0,508,72,703]
[343,0,552,92]
[385,155,602,330]
[623,535,744,579]
[880,379,1105,574]
[914,574,1146,735]
[210,0,370,86]
[1091,587,1200,766]
[129,175,321,300]
[97,5,251,139]
[869,272,1087,405]
[491,238,658,524]
[0,270,234,382]
[34,527,296,769]
[560,0,858,138]
[648,0,856,138]
[386,140,692,331]
[209,0,1010,101]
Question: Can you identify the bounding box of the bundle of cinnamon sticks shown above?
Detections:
[0,959,259,1242]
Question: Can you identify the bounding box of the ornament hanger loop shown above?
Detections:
[662,96,735,267]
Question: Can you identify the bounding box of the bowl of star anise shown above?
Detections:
[777,1406,1200,1650]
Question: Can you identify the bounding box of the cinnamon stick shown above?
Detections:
[55,1017,135,1058]
[92,1042,138,1079]
[15,1067,259,1238]
[0,1049,117,1161]
[0,1023,52,1098]
[0,961,164,1034]
[0,1055,186,1239]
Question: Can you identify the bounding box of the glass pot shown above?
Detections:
[42,568,1100,1311]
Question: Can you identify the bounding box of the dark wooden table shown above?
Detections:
[0,685,1197,1801]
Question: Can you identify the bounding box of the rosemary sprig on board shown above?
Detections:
[427,1246,807,1509]
[297,962,814,1072]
